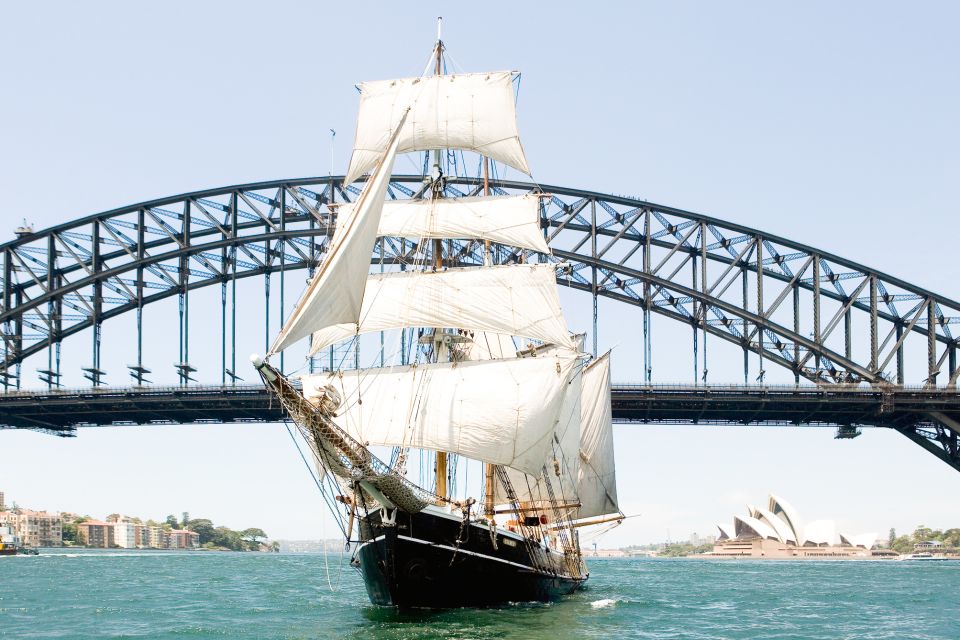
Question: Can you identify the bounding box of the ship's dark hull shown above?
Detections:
[354,507,586,608]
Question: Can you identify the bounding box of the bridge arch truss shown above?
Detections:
[1,176,958,465]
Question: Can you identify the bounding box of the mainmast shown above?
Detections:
[482,156,496,521]
[432,17,448,501]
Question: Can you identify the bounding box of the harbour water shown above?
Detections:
[2,550,958,639]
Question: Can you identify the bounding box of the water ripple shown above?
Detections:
[1,552,958,639]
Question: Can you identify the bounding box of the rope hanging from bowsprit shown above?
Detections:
[449,497,475,567]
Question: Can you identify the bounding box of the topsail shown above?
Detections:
[309,264,575,355]
[334,194,549,254]
[344,72,530,185]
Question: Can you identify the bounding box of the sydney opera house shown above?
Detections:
[712,494,881,558]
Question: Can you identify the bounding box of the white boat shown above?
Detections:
[898,552,949,561]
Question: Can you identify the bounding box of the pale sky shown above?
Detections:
[1,1,958,546]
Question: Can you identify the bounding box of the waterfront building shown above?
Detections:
[713,494,878,558]
[6,510,63,547]
[915,540,944,551]
[78,520,115,548]
[143,525,164,549]
[166,529,200,549]
[0,491,5,511]
[113,521,138,549]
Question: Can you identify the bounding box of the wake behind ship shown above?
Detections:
[254,20,623,608]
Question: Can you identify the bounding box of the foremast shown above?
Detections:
[430,21,448,502]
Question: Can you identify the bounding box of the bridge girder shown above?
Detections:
[1,176,959,469]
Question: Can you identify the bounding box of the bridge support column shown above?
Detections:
[896,323,904,384]
[230,193,238,384]
[279,188,286,374]
[742,265,748,384]
[869,275,878,375]
[591,199,598,358]
[793,283,800,384]
[177,202,191,386]
[643,209,651,383]
[844,308,852,363]
[700,221,708,385]
[220,280,227,385]
[949,344,957,388]
[756,237,764,384]
[692,240,698,385]
[927,298,937,386]
[135,209,145,386]
[91,220,103,387]
[812,255,821,379]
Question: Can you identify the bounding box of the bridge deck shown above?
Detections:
[1,383,955,433]
[4,383,958,471]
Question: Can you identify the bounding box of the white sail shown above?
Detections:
[495,368,582,508]
[309,264,574,354]
[301,351,578,476]
[344,71,530,185]
[551,369,583,497]
[270,112,407,355]
[494,352,616,518]
[577,352,619,519]
[334,195,549,253]
[466,332,518,361]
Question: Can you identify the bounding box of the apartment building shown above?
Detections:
[4,510,63,547]
[167,529,200,549]
[77,520,115,548]
[112,521,138,549]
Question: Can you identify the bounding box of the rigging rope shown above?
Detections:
[283,421,346,592]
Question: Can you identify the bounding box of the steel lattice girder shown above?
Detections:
[1,176,959,468]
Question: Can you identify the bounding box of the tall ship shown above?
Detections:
[253,21,622,608]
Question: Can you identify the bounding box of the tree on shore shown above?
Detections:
[242,528,268,550]
[888,524,960,553]
[61,515,89,545]
[185,519,216,545]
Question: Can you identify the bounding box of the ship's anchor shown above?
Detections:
[380,507,397,526]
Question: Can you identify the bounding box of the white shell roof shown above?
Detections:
[756,508,798,544]
[768,493,804,545]
[734,515,780,541]
[716,523,734,541]
[839,532,877,549]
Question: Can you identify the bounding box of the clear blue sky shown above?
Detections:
[2,1,958,546]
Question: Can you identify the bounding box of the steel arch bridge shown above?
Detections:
[2,176,959,467]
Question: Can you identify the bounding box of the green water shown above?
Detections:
[2,550,958,639]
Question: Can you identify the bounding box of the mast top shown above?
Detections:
[436,16,443,42]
